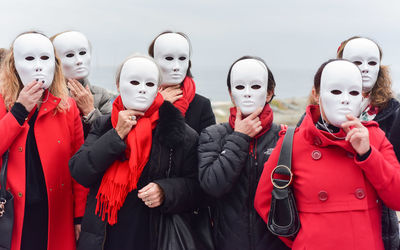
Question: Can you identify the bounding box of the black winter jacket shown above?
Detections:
[185,94,216,134]
[198,123,289,250]
[69,101,200,250]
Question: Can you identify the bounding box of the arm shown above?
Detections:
[254,136,293,248]
[198,98,216,133]
[83,88,112,125]
[69,117,126,188]
[198,126,251,198]
[68,99,89,218]
[154,133,201,214]
[356,134,400,210]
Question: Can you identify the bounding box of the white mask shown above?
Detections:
[153,33,190,86]
[342,38,380,92]
[230,59,268,116]
[13,33,55,89]
[52,31,91,80]
[119,57,159,112]
[320,61,363,127]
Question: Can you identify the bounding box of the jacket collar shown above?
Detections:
[300,105,378,153]
[374,98,400,122]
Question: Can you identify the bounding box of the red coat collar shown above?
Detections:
[299,105,378,153]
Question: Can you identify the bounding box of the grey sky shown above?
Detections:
[1,0,399,101]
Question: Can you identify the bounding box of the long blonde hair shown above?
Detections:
[0,31,69,112]
[337,36,393,109]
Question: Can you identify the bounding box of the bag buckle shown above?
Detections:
[0,198,6,217]
[271,165,293,189]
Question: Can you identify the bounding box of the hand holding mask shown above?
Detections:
[16,80,44,112]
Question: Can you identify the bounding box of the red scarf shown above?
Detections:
[229,104,274,139]
[95,94,163,225]
[172,76,196,116]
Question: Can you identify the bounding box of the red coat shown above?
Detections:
[0,93,88,250]
[254,105,400,250]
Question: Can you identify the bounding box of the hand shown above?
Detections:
[115,110,144,139]
[159,85,183,103]
[234,107,263,138]
[341,114,370,156]
[68,79,95,116]
[16,80,44,112]
[137,182,165,208]
[75,224,81,241]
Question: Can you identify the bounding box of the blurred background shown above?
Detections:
[1,0,399,123]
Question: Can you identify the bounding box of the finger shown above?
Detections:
[247,107,263,120]
[254,121,262,128]
[341,120,362,132]
[236,108,242,121]
[124,110,145,117]
[345,114,357,121]
[345,129,355,141]
[24,80,39,91]
[138,183,153,194]
[29,81,44,94]
[85,85,91,94]
[68,79,80,93]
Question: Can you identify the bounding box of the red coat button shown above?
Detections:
[318,191,328,201]
[313,137,322,146]
[311,150,322,160]
[355,188,365,199]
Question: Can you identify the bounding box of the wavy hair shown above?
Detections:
[0,31,69,112]
[337,36,393,109]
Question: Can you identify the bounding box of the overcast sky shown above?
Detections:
[1,0,399,100]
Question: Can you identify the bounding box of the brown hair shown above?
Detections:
[336,36,392,109]
[148,31,193,78]
[226,56,276,94]
[0,48,8,67]
[0,31,69,112]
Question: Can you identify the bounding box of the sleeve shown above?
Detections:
[69,100,90,219]
[198,98,216,133]
[355,132,400,210]
[0,100,28,155]
[254,136,294,248]
[154,133,201,214]
[69,118,126,188]
[82,88,112,125]
[198,126,251,198]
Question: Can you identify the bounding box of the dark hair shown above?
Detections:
[148,31,193,78]
[336,36,392,109]
[226,56,276,94]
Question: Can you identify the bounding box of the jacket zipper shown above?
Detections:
[248,139,257,250]
[101,222,107,250]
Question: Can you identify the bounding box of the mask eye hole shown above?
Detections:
[349,90,360,96]
[165,57,173,61]
[179,56,186,61]
[235,85,245,90]
[368,61,377,66]
[25,56,34,61]
[331,90,342,95]
[353,61,362,66]
[79,51,87,56]
[251,84,261,90]
[40,56,49,60]
[130,80,140,85]
[146,82,155,87]
[66,53,75,58]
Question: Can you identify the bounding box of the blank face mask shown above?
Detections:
[52,31,91,80]
[153,33,190,86]
[119,58,159,112]
[320,60,363,127]
[342,38,380,92]
[13,33,55,89]
[230,59,268,116]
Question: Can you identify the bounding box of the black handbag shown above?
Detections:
[156,149,207,250]
[0,151,14,250]
[267,127,300,237]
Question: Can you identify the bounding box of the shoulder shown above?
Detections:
[89,84,111,97]
[91,114,112,135]
[199,123,231,142]
[190,94,212,107]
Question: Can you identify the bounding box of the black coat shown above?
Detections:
[198,123,289,250]
[185,94,216,134]
[375,98,400,250]
[69,101,200,250]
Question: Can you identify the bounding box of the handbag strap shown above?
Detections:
[271,127,295,189]
[1,151,9,198]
